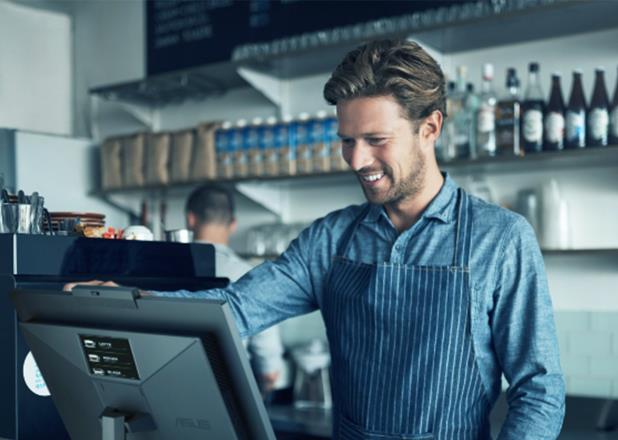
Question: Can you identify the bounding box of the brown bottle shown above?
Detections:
[544,74,565,151]
[587,68,610,147]
[610,66,618,145]
[565,70,587,149]
[496,67,521,155]
[521,62,545,153]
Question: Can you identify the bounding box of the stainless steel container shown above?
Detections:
[164,228,193,243]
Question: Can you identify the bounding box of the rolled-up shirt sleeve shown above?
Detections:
[493,217,565,439]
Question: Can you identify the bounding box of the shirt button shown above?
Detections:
[395,245,402,252]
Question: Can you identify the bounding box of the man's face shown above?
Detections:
[337,95,426,205]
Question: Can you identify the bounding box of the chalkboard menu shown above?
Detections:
[146,0,460,76]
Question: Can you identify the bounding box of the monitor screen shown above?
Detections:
[11,286,276,440]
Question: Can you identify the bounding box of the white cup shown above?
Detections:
[123,225,154,241]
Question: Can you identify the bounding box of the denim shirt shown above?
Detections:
[156,174,565,439]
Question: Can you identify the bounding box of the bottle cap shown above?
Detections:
[316,110,327,119]
[506,68,519,88]
[482,63,494,80]
[251,117,263,125]
[529,62,539,72]
[506,76,520,88]
[298,112,310,121]
[221,121,232,129]
[235,119,247,128]
[265,116,277,125]
[466,83,474,92]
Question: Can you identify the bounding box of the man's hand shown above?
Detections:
[260,371,281,393]
[63,280,152,297]
[63,280,119,292]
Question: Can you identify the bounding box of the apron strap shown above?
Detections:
[453,188,473,268]
[335,204,372,258]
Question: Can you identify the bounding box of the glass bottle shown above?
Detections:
[544,73,566,151]
[521,62,545,154]
[464,83,480,159]
[452,65,470,159]
[609,66,618,145]
[476,63,497,157]
[587,67,610,147]
[495,67,521,156]
[438,81,456,161]
[565,70,587,149]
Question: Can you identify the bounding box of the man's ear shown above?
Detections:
[420,110,443,148]
[186,212,197,230]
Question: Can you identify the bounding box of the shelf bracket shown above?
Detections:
[236,66,284,109]
[95,193,140,225]
[117,102,161,131]
[235,182,290,221]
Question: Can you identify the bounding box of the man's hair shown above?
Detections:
[185,184,235,225]
[323,39,447,124]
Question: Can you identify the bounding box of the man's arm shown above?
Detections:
[493,217,565,440]
[154,223,324,338]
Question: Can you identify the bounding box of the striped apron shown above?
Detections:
[322,189,491,439]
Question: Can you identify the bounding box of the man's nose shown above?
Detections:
[346,143,374,171]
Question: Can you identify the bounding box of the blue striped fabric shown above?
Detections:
[323,190,491,439]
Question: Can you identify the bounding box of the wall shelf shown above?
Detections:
[91,145,618,197]
[442,145,618,175]
[542,249,618,255]
[91,170,357,197]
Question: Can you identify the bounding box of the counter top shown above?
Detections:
[268,404,332,439]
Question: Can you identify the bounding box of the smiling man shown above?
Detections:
[69,40,565,439]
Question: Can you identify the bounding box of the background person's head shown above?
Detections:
[185,184,236,244]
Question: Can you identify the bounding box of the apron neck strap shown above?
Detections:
[453,188,472,268]
[336,204,372,257]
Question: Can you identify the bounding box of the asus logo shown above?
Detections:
[175,417,211,430]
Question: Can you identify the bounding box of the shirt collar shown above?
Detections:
[362,173,459,225]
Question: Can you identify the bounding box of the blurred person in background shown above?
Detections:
[185,183,285,395]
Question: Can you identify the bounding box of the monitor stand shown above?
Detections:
[101,408,156,440]
[102,409,129,440]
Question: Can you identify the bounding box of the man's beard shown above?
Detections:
[359,149,426,205]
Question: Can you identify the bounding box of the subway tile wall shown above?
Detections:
[555,311,618,398]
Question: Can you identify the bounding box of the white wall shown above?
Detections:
[13,131,127,228]
[0,1,71,134]
[72,0,144,138]
[443,28,618,99]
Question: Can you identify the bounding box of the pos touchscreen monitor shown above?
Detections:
[11,286,276,440]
